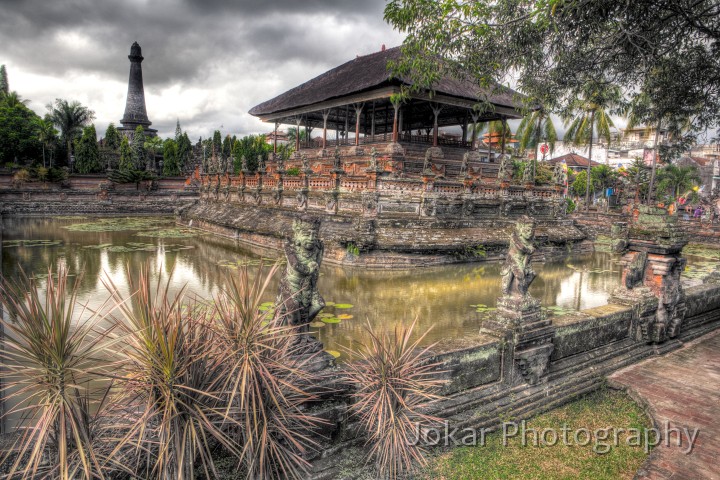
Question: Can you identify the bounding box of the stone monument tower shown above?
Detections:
[118,42,157,138]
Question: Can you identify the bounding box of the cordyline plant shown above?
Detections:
[0,266,119,480]
[343,319,442,480]
[103,264,241,480]
[213,263,325,480]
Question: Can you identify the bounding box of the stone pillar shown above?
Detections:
[610,205,688,351]
[482,216,555,385]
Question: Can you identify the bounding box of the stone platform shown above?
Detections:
[610,331,720,480]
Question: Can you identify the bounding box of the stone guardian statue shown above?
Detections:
[500,216,537,297]
[276,216,325,352]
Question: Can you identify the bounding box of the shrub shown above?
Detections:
[0,266,118,479]
[343,320,442,479]
[213,264,324,479]
[285,166,301,176]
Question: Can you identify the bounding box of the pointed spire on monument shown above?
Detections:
[119,41,157,138]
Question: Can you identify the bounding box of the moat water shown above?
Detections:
[0,215,632,358]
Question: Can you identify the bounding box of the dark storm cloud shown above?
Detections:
[1,0,401,137]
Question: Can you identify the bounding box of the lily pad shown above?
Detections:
[135,227,205,239]
[336,314,353,320]
[333,303,354,309]
[326,350,341,358]
[3,239,63,248]
[324,301,336,307]
[309,321,325,328]
[64,217,175,232]
[321,317,341,324]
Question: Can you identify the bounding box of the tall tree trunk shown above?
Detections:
[647,119,661,205]
[534,113,542,180]
[585,110,595,211]
[500,117,507,155]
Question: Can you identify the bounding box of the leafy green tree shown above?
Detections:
[222,135,232,159]
[232,135,271,173]
[73,124,101,173]
[656,164,700,200]
[0,95,42,164]
[212,130,222,155]
[563,86,619,209]
[46,98,95,165]
[162,138,180,176]
[0,65,8,96]
[104,123,121,150]
[384,0,720,130]
[36,118,58,168]
[177,132,192,172]
[119,136,133,172]
[132,126,146,170]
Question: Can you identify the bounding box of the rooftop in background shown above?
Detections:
[546,153,602,169]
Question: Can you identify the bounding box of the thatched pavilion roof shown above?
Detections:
[249,47,524,128]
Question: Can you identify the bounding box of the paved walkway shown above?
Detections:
[610,331,720,480]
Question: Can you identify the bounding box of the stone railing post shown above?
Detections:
[482,216,555,385]
[610,205,688,352]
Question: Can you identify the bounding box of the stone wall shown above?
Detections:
[0,174,197,216]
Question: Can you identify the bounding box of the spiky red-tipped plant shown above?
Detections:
[0,266,116,480]
[104,263,241,480]
[343,319,442,479]
[213,263,324,480]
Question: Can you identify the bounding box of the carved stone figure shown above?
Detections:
[552,162,567,186]
[301,153,310,171]
[497,155,512,182]
[460,152,470,177]
[276,216,325,352]
[368,147,378,170]
[500,216,536,297]
[296,189,308,210]
[422,149,433,174]
[257,154,266,173]
[241,155,249,172]
[333,147,342,171]
[522,161,534,184]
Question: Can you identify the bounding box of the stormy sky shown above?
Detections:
[1,0,404,140]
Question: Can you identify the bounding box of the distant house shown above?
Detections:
[546,153,602,172]
[264,130,290,146]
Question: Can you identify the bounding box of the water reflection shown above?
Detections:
[2,216,624,354]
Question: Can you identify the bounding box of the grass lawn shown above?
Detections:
[420,388,652,480]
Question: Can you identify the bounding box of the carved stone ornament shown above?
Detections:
[500,216,536,297]
[515,343,554,385]
[276,216,325,352]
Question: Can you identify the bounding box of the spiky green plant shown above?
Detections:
[213,263,324,480]
[104,264,240,480]
[0,266,114,480]
[343,320,442,479]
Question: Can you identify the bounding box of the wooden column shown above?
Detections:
[392,103,400,142]
[371,101,376,140]
[344,105,350,145]
[295,117,301,152]
[470,112,480,149]
[431,103,442,147]
[384,105,389,140]
[322,110,330,150]
[353,103,364,146]
[461,112,468,146]
[500,116,508,155]
[273,121,279,154]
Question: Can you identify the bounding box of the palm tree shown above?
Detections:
[516,108,558,160]
[36,118,58,168]
[656,164,700,200]
[46,99,95,165]
[2,91,29,108]
[144,135,163,172]
[563,87,619,209]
